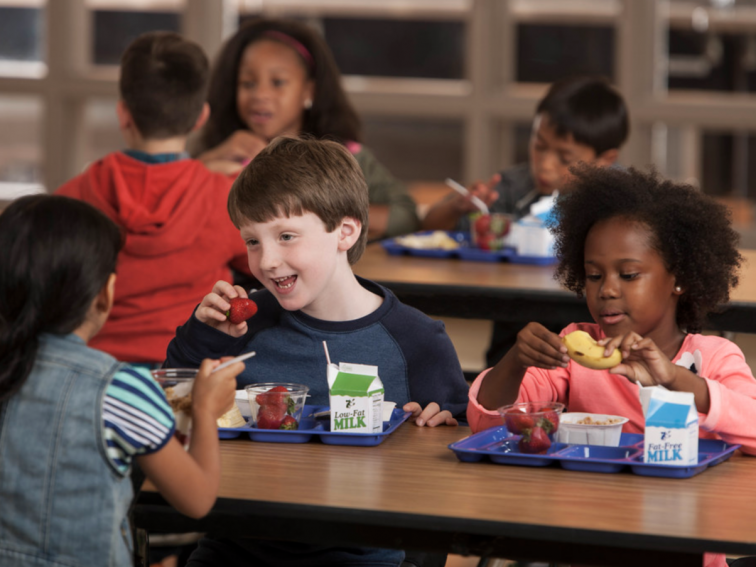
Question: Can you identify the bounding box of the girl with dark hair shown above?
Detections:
[194,17,419,239]
[0,195,244,566]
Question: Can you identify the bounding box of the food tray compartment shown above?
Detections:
[448,427,739,478]
[557,445,641,473]
[218,405,411,446]
[381,231,556,265]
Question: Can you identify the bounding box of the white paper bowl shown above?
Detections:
[234,390,251,418]
[555,412,629,446]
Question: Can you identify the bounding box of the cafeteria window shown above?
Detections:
[700,130,756,200]
[80,97,122,171]
[323,18,465,81]
[0,5,45,77]
[91,8,181,66]
[0,95,44,199]
[516,24,615,84]
[361,116,463,183]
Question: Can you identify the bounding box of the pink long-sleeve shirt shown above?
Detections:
[468,323,756,454]
[467,322,756,567]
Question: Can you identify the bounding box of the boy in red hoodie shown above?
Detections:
[57,31,250,364]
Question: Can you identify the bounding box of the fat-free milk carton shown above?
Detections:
[327,362,384,434]
[639,386,698,466]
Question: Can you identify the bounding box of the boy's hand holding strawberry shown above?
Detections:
[196,280,257,337]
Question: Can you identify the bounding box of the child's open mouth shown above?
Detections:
[251,111,273,124]
[273,275,296,290]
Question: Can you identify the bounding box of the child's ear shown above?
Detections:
[336,217,361,252]
[191,102,211,132]
[95,273,117,316]
[595,148,619,167]
[116,100,133,132]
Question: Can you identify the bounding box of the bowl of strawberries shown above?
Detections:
[470,212,512,251]
[245,383,309,430]
[498,401,565,454]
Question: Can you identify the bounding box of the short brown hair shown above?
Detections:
[120,31,209,139]
[228,137,369,264]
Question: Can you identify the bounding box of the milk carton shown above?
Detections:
[327,362,384,434]
[639,386,698,466]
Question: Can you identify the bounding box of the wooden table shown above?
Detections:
[133,425,756,567]
[354,245,756,334]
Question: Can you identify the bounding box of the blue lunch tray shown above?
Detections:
[218,405,411,446]
[448,427,740,479]
[381,231,557,266]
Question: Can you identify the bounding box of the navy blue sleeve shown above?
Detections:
[164,309,249,368]
[165,290,280,368]
[382,301,470,418]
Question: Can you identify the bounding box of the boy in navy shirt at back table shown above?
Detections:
[167,136,469,567]
[423,75,630,367]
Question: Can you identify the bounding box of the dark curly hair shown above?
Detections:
[552,166,742,333]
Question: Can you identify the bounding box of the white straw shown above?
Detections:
[445,177,489,214]
[322,341,331,365]
[212,351,256,372]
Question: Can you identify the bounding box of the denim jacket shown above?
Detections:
[0,333,134,566]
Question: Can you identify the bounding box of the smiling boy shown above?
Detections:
[166,136,468,566]
[167,136,468,420]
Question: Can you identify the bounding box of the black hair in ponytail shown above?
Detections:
[0,195,123,402]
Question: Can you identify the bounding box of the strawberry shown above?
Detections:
[538,407,560,433]
[477,233,496,251]
[255,385,289,406]
[489,214,510,237]
[504,410,535,435]
[256,403,286,429]
[518,425,552,454]
[225,297,258,324]
[279,415,298,430]
[473,214,491,235]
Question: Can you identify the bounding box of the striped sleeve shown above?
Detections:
[102,366,176,473]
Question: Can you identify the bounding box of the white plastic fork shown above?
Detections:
[445,178,490,214]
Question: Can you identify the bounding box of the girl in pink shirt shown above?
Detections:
[468,166,756,567]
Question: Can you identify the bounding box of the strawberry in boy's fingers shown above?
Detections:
[225,297,258,324]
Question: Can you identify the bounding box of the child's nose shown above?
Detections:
[599,277,620,298]
[251,81,273,100]
[258,246,281,270]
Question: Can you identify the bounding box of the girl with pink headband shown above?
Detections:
[194,17,420,240]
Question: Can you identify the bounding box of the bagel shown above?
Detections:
[563,330,622,370]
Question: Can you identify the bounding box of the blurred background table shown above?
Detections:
[354,244,756,335]
[133,425,756,567]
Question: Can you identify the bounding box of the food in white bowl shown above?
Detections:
[555,412,629,446]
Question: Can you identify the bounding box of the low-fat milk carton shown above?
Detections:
[639,385,698,466]
[327,362,384,434]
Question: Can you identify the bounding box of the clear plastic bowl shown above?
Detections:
[469,212,512,251]
[497,401,565,454]
[555,412,629,446]
[151,369,197,448]
[245,383,309,430]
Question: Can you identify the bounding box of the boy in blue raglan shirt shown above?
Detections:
[166,136,469,567]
